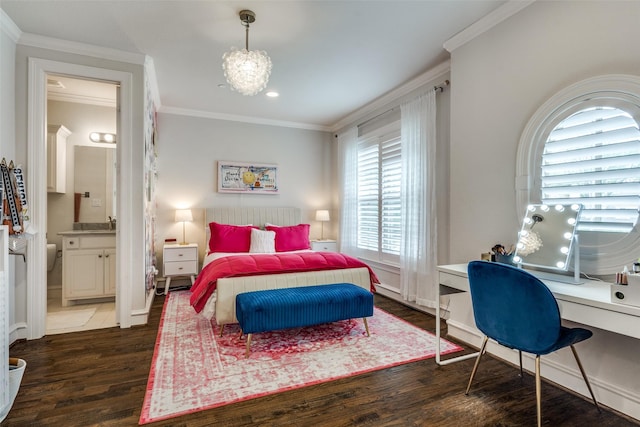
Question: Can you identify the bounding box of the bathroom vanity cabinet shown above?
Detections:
[60,231,116,306]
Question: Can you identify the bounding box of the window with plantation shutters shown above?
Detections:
[541,107,640,233]
[357,132,402,261]
[517,75,640,274]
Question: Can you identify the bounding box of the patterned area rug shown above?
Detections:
[140,291,462,424]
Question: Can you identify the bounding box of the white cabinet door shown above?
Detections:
[46,125,70,193]
[62,235,116,305]
[104,248,117,296]
[64,249,104,300]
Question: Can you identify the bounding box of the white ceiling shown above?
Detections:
[2,0,507,130]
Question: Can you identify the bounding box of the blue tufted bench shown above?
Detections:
[235,283,374,357]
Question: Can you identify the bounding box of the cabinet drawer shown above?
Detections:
[164,260,197,276]
[164,247,197,262]
[311,241,337,252]
[439,272,470,292]
[64,237,79,249]
[80,235,116,249]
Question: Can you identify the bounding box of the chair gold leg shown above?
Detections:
[219,324,225,337]
[363,317,370,336]
[465,335,489,395]
[570,345,600,412]
[535,356,542,427]
[519,350,524,378]
[245,333,252,358]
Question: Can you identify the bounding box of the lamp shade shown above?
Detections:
[175,209,193,223]
[315,210,330,222]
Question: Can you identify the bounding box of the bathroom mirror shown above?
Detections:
[513,204,581,271]
[74,146,116,223]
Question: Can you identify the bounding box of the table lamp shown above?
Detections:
[175,209,193,245]
[315,209,330,240]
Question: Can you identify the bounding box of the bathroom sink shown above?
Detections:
[72,222,115,231]
[58,229,116,235]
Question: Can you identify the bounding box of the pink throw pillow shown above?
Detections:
[265,224,311,252]
[209,222,257,253]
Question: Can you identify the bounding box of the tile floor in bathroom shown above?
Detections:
[46,287,118,335]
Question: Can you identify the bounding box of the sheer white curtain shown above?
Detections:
[400,91,437,308]
[337,126,359,254]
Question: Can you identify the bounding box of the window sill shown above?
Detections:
[357,256,400,274]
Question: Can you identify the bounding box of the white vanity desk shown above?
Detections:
[435,263,640,365]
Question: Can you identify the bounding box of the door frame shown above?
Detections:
[26,58,134,338]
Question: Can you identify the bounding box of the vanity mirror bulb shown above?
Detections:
[89,132,117,144]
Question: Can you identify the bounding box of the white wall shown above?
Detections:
[448,1,640,420]
[154,112,333,263]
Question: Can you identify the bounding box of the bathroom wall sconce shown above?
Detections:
[89,132,116,144]
[315,209,330,240]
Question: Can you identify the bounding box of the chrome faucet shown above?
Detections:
[108,216,116,230]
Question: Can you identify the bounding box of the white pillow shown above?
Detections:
[249,228,276,253]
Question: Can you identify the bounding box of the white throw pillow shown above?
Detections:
[249,228,276,253]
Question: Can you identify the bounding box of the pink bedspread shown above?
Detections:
[189,252,379,313]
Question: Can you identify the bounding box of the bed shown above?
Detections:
[189,207,379,327]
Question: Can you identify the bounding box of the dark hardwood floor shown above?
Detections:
[5,293,638,426]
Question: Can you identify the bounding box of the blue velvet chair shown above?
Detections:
[465,260,599,427]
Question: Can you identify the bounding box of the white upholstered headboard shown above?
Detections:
[205,207,301,228]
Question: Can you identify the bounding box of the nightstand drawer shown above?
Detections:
[164,260,197,276]
[311,240,338,252]
[164,247,197,262]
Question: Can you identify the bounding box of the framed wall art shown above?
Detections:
[217,161,279,194]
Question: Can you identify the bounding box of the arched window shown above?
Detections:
[516,75,640,274]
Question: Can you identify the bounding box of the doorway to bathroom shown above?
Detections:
[45,75,118,334]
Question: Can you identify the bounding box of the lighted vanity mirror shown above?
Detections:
[513,204,581,271]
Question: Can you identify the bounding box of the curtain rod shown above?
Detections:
[357,79,451,129]
[434,79,450,93]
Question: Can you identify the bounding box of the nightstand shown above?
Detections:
[163,243,198,294]
[311,240,338,252]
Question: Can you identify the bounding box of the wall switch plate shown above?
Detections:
[91,198,102,207]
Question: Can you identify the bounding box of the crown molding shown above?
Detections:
[47,91,116,108]
[0,8,22,43]
[330,59,451,133]
[444,0,536,53]
[18,32,146,65]
[159,106,332,132]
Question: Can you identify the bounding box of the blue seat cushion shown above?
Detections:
[235,283,374,334]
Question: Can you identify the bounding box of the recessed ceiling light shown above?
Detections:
[265,91,279,98]
[218,83,226,89]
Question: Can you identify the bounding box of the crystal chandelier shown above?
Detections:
[222,10,272,96]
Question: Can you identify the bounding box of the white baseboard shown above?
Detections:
[129,289,155,327]
[9,322,28,344]
[447,320,640,421]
